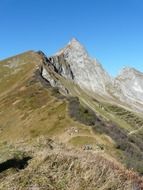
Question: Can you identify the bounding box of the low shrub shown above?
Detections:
[68,97,97,126]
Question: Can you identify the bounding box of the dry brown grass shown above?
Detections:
[0,137,143,190]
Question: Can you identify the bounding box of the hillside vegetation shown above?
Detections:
[0,51,143,189]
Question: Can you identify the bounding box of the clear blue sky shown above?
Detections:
[0,0,143,76]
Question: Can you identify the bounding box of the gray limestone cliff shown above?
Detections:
[41,38,112,95]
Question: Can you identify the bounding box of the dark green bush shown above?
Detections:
[68,97,97,126]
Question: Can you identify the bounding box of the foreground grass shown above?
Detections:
[0,137,143,190]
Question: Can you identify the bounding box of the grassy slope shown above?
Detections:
[0,51,40,96]
[43,64,143,173]
[1,52,142,165]
[0,52,143,189]
[0,52,115,158]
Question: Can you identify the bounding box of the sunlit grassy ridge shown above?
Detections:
[0,51,41,95]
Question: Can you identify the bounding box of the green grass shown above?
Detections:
[69,136,97,147]
[57,75,134,132]
[0,64,93,143]
[104,104,143,129]
[0,51,40,95]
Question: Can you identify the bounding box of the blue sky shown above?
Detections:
[0,0,143,76]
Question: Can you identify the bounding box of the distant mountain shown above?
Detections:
[113,67,143,111]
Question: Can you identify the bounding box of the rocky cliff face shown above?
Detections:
[40,38,143,112]
[113,67,143,110]
[41,38,112,95]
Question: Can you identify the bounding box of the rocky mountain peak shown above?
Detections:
[56,38,88,60]
[68,37,80,45]
[42,39,112,96]
[68,37,86,51]
[116,67,143,86]
[117,67,142,79]
[113,66,143,110]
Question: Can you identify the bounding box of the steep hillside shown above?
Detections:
[0,48,143,189]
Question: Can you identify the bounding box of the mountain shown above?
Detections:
[113,67,143,111]
[0,40,143,189]
[41,38,143,113]
[57,38,112,94]
[41,38,112,96]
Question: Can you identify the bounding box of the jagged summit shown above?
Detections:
[46,38,112,95]
[56,37,88,59]
[113,66,143,110]
[67,38,86,51]
[118,67,143,77]
[68,37,80,45]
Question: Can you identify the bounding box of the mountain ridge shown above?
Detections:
[1,39,143,112]
[39,39,143,113]
[0,46,143,189]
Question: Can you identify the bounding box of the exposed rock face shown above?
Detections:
[40,38,143,112]
[113,67,143,110]
[38,51,70,95]
[57,38,113,95]
[41,38,112,95]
